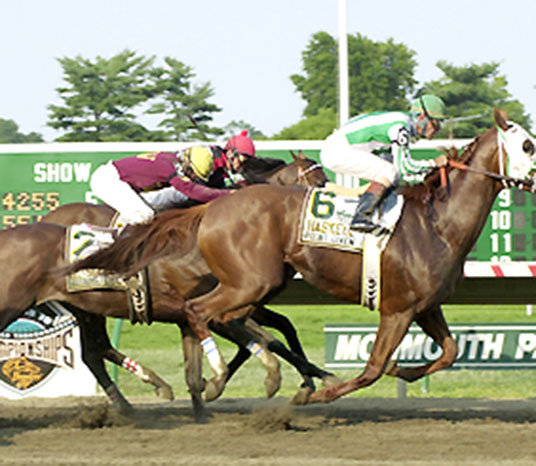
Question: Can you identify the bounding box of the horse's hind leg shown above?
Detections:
[384,305,458,382]
[251,306,341,388]
[72,308,132,413]
[104,344,174,401]
[309,309,415,403]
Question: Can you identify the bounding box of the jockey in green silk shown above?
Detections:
[320,94,448,233]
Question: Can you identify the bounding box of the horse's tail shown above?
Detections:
[59,204,209,277]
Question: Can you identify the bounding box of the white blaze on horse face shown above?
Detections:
[501,122,536,182]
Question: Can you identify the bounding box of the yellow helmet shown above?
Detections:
[187,146,213,181]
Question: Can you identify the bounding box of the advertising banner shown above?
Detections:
[325,323,536,370]
[0,302,96,398]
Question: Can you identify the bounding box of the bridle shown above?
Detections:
[296,162,324,187]
[442,127,534,192]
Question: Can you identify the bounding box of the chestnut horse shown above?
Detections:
[70,109,536,403]
[0,152,332,420]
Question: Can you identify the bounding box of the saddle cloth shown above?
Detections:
[298,186,404,310]
[65,223,152,324]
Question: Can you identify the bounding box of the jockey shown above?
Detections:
[90,145,230,225]
[320,94,448,233]
[209,130,256,188]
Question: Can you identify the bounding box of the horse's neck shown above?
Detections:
[434,130,501,252]
[264,163,296,186]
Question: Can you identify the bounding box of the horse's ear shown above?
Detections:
[290,151,298,161]
[494,108,510,131]
[298,150,307,159]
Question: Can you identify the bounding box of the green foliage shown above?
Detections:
[47,50,223,142]
[273,108,337,140]
[423,61,532,137]
[147,57,223,141]
[0,118,43,143]
[290,32,417,123]
[48,50,157,142]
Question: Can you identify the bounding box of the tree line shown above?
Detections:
[1,31,532,143]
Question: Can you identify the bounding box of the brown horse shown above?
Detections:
[0,152,332,420]
[70,109,536,403]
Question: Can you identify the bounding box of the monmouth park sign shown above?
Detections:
[325,323,536,370]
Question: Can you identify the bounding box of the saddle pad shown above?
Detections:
[298,187,404,252]
[65,223,125,292]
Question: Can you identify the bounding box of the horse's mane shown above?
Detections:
[61,204,208,277]
[241,157,287,184]
[401,133,484,202]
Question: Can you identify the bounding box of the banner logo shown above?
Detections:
[0,304,77,393]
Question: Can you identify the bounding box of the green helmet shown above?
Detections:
[410,94,446,120]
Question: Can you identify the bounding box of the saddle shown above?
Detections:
[65,223,153,324]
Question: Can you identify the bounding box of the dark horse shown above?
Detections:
[0,152,334,420]
[70,109,536,403]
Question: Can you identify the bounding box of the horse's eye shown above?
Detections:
[522,139,535,155]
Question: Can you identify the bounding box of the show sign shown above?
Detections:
[0,302,96,398]
[325,323,536,370]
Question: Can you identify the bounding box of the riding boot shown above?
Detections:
[350,182,388,233]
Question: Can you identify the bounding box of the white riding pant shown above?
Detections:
[90,161,155,225]
[320,130,397,187]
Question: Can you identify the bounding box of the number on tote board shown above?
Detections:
[2,192,60,212]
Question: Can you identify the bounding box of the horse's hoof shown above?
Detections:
[307,390,329,404]
[383,359,398,376]
[155,383,174,401]
[322,375,344,388]
[191,396,208,423]
[204,378,226,402]
[264,371,281,398]
[290,386,313,405]
[114,400,135,415]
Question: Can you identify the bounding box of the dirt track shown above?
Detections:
[1,396,536,465]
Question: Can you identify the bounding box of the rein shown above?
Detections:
[446,157,534,191]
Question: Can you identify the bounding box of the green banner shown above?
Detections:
[325,323,536,370]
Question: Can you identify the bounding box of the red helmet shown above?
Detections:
[224,130,256,157]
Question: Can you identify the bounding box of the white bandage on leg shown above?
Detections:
[247,341,274,368]
[122,357,149,382]
[201,337,227,376]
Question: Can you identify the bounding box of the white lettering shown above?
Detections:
[394,334,426,360]
[423,338,442,360]
[334,335,360,360]
[34,162,47,182]
[73,163,92,182]
[515,333,536,359]
[481,333,504,360]
[358,334,375,361]
[33,163,92,183]
[465,334,482,359]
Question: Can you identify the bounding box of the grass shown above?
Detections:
[107,304,536,399]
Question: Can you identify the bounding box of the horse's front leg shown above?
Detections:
[179,323,207,423]
[184,283,278,402]
[309,309,414,403]
[384,305,457,382]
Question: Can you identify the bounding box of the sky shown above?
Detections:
[1,0,535,142]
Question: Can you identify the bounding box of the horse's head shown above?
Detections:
[289,150,329,188]
[494,108,536,190]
